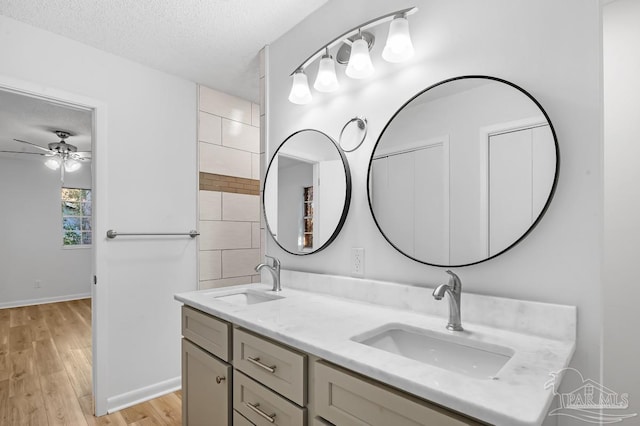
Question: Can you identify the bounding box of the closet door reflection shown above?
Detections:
[487,124,554,256]
[371,139,449,265]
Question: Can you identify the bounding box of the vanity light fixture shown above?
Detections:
[287,6,417,105]
[288,69,313,105]
[345,30,375,79]
[382,13,415,63]
[313,48,340,93]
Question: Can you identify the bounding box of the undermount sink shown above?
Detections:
[352,323,513,379]
[210,289,283,306]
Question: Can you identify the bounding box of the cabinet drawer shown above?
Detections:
[314,361,483,426]
[234,370,306,426]
[182,339,231,426]
[234,410,256,426]
[182,306,231,361]
[234,328,307,406]
[312,417,334,426]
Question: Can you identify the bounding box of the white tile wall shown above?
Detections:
[198,111,222,145]
[251,103,260,127]
[222,119,260,153]
[199,142,252,179]
[198,84,262,289]
[252,223,261,249]
[222,249,261,278]
[199,250,221,281]
[252,153,261,180]
[199,190,222,220]
[199,221,252,250]
[199,86,252,125]
[222,192,259,222]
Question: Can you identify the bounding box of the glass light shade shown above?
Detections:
[44,156,62,170]
[346,38,375,79]
[382,16,415,63]
[64,158,82,172]
[288,70,312,105]
[313,55,339,93]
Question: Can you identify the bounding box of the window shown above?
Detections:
[62,188,92,246]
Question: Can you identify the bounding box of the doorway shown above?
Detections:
[0,74,107,415]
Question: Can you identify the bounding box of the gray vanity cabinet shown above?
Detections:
[181,304,484,426]
[181,306,233,425]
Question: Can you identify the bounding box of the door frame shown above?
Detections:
[0,74,109,415]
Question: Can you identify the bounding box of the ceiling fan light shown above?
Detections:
[346,37,375,79]
[64,158,82,172]
[44,156,62,170]
[382,15,415,63]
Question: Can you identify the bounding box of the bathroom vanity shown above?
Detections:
[176,270,576,426]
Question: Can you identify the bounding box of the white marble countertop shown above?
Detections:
[175,273,576,426]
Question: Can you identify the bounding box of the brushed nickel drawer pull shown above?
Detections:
[245,402,276,423]
[215,376,225,384]
[247,356,277,373]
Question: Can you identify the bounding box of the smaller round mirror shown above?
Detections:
[264,129,351,255]
[339,116,368,152]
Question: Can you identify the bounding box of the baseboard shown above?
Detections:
[0,292,91,309]
[106,376,181,414]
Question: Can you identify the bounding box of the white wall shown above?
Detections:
[0,15,197,411]
[0,156,92,307]
[603,0,640,415]
[267,1,602,422]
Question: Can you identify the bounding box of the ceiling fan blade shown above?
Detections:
[0,150,46,156]
[71,152,92,160]
[13,139,53,153]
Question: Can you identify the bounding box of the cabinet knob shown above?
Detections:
[215,376,225,384]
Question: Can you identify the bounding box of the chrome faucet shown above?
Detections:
[432,270,463,331]
[255,255,281,292]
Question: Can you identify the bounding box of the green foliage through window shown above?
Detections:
[62,188,92,246]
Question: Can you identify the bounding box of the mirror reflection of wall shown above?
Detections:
[369,76,558,267]
[264,129,351,255]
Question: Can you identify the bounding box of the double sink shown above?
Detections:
[208,288,512,380]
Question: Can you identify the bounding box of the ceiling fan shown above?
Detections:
[1,130,91,181]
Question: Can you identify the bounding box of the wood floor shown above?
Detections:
[0,299,182,425]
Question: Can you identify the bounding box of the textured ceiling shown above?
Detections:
[0,0,329,102]
[0,89,92,160]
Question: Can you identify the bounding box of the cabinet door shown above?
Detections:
[314,361,482,426]
[182,339,231,426]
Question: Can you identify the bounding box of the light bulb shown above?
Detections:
[64,158,82,172]
[382,15,415,63]
[44,156,62,170]
[288,70,312,105]
[346,37,374,79]
[313,52,339,93]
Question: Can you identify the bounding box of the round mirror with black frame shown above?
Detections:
[264,129,352,255]
[367,75,559,267]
